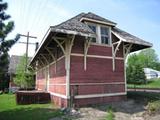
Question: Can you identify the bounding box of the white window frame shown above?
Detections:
[87,22,98,43]
[99,25,111,45]
[86,22,112,46]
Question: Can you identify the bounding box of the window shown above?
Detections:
[87,22,111,45]
[100,27,110,44]
[88,24,97,43]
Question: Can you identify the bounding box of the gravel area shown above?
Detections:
[50,99,160,120]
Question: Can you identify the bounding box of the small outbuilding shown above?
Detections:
[144,68,160,79]
[8,55,22,88]
[30,12,152,107]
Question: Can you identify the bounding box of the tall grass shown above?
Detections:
[106,106,115,120]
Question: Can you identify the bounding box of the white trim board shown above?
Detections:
[71,53,124,60]
[80,17,116,26]
[49,91,68,99]
[70,82,125,85]
[49,84,66,86]
[50,56,65,65]
[74,92,126,99]
[36,56,65,72]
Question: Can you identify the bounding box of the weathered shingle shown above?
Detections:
[82,12,117,25]
[51,12,116,36]
[112,27,152,47]
[51,13,95,36]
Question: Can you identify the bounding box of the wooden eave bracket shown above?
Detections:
[53,37,66,55]
[45,47,56,61]
[65,35,75,70]
[37,57,45,68]
[84,37,92,70]
[124,43,133,59]
[40,54,49,65]
[112,39,122,71]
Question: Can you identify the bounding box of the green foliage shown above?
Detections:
[148,100,160,114]
[0,0,20,90]
[0,94,63,120]
[128,78,160,89]
[14,54,35,89]
[105,106,115,120]
[127,48,160,84]
[127,54,146,84]
[137,48,160,71]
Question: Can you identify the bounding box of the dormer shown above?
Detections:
[80,12,116,46]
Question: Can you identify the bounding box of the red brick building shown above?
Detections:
[29,12,152,107]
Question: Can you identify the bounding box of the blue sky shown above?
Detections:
[6,0,160,58]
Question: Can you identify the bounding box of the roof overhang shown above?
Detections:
[29,27,96,66]
[111,30,152,52]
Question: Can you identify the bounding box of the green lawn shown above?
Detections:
[0,94,63,120]
[127,78,160,89]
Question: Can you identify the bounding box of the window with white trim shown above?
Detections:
[87,22,111,45]
[100,26,110,44]
[88,24,97,43]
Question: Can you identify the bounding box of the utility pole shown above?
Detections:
[19,32,37,71]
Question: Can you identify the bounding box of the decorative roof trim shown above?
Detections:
[29,27,96,65]
[29,27,52,65]
[80,17,117,26]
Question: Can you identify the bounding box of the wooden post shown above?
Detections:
[19,32,37,70]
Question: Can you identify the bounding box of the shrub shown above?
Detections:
[106,106,115,120]
[148,100,160,114]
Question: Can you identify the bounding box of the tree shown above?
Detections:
[127,48,160,84]
[14,54,35,89]
[127,54,146,84]
[0,0,20,90]
[138,48,160,70]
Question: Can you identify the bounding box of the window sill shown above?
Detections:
[90,42,112,47]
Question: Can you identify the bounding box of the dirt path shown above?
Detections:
[50,99,160,120]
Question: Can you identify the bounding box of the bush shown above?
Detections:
[106,106,115,120]
[127,63,146,84]
[148,100,160,114]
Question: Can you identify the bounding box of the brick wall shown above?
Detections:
[48,58,66,95]
[36,68,46,90]
[74,95,126,107]
[70,35,126,106]
[51,95,67,108]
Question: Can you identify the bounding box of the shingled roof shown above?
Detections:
[30,12,152,66]
[112,27,152,47]
[51,13,95,37]
[50,12,151,48]
[81,12,117,26]
[51,12,117,37]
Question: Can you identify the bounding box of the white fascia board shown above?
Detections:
[49,91,68,99]
[74,92,126,99]
[51,28,96,38]
[80,17,117,26]
[29,27,52,65]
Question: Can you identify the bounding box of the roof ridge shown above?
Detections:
[51,12,86,28]
[81,12,117,25]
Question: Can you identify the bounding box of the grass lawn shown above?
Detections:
[127,78,160,89]
[0,94,63,120]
